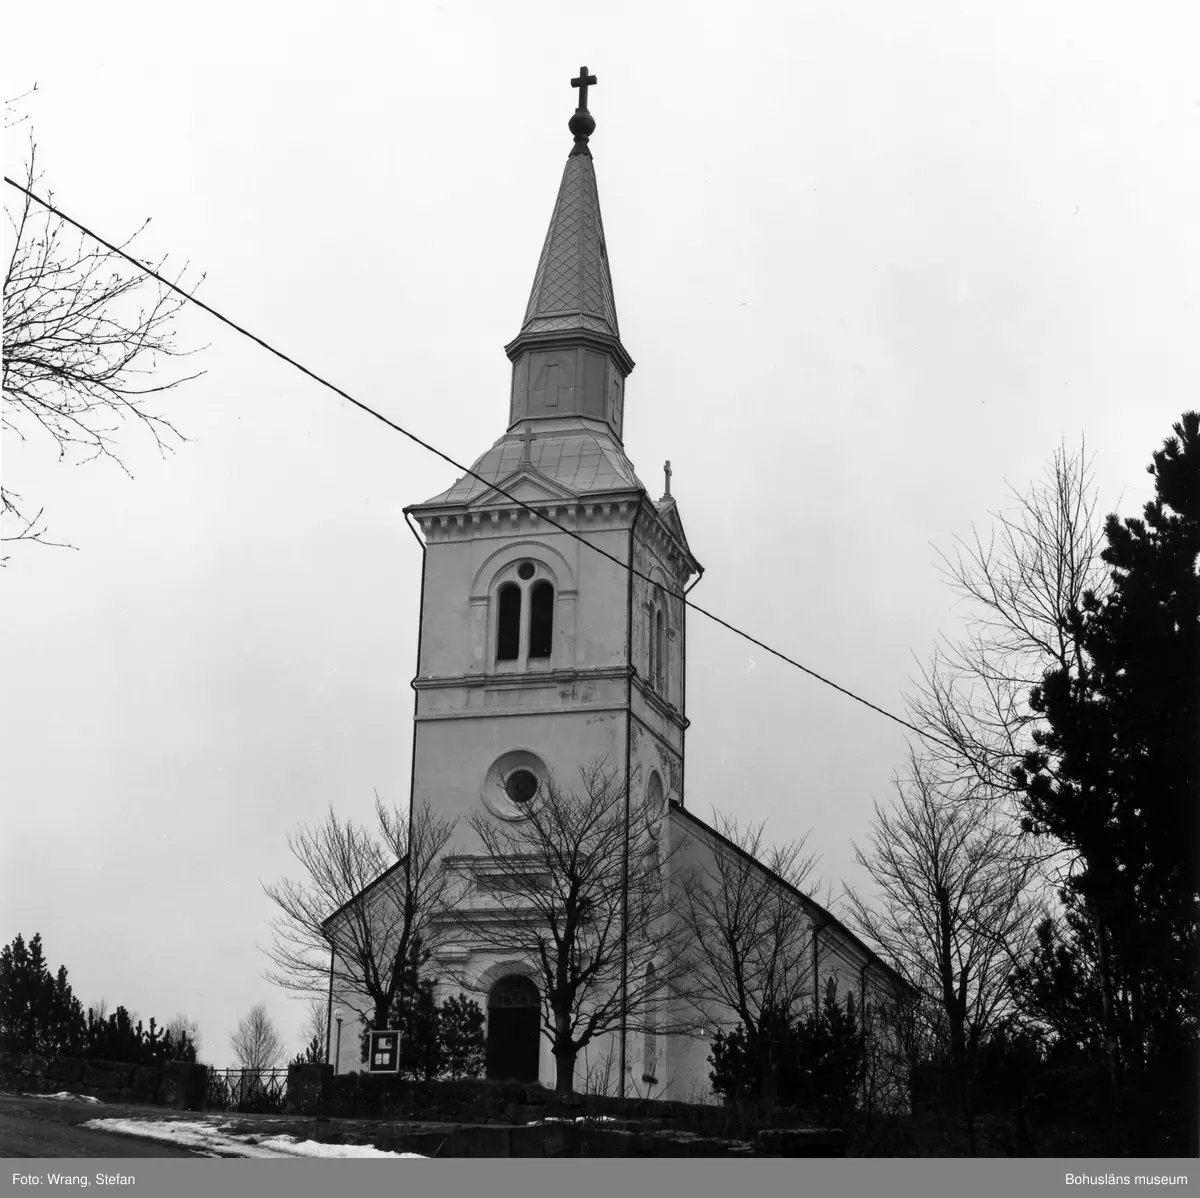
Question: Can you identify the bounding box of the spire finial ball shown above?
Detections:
[568,110,596,139]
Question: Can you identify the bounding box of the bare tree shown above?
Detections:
[908,440,1109,806]
[229,1003,283,1072]
[465,758,685,1094]
[675,813,821,1108]
[904,440,1134,1085]
[845,751,1040,1151]
[263,797,461,1034]
[164,1012,202,1058]
[291,998,328,1064]
[2,126,204,555]
[857,986,939,1124]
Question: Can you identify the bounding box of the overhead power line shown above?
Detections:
[3,175,955,753]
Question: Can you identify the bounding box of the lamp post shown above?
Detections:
[334,1010,343,1074]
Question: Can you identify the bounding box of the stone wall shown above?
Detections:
[283,1066,845,1156]
[287,1064,806,1135]
[0,1052,208,1110]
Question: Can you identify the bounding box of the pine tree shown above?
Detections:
[0,934,85,1055]
[1013,411,1199,1093]
[437,994,486,1080]
[358,937,444,1081]
[291,1034,325,1067]
[1008,906,1104,1063]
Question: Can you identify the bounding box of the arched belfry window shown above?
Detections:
[497,583,521,661]
[493,561,556,669]
[529,581,554,659]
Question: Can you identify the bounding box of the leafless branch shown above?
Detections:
[164,1012,202,1058]
[464,757,687,1093]
[2,130,206,555]
[262,797,462,1032]
[845,750,1042,1072]
[673,812,824,1106]
[676,813,820,1031]
[229,1002,283,1071]
[907,440,1109,824]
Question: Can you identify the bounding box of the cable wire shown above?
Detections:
[3,175,956,752]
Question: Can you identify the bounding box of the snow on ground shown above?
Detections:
[528,1115,619,1125]
[24,1092,103,1103]
[82,1118,426,1158]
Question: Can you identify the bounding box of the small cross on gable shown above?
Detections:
[663,460,672,497]
[571,67,597,111]
[519,424,538,464]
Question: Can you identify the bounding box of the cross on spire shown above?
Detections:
[664,460,672,497]
[571,66,597,111]
[567,67,599,156]
[519,424,538,464]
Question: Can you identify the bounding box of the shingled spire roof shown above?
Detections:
[504,66,633,374]
[513,152,621,343]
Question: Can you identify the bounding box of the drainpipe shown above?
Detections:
[404,509,428,830]
[812,917,825,1015]
[620,493,646,1099]
[859,959,870,1110]
[325,944,336,1065]
[679,564,704,810]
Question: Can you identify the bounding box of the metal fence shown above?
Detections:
[204,1067,288,1113]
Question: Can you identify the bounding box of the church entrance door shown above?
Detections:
[485,975,540,1083]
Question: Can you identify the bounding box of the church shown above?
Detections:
[327,70,910,1102]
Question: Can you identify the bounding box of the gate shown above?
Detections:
[204,1067,288,1113]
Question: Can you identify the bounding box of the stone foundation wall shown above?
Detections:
[0,1052,208,1110]
[283,1066,845,1155]
[286,1064,801,1136]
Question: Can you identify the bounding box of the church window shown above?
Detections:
[645,771,664,830]
[497,583,522,661]
[528,581,554,659]
[647,608,655,681]
[654,608,665,694]
[517,561,535,580]
[504,768,539,805]
[482,750,547,820]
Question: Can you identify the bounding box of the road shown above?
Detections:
[0,1094,205,1158]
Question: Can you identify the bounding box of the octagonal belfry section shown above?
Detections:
[504,141,634,444]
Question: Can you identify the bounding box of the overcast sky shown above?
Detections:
[4,0,1196,1065]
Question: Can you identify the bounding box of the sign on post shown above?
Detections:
[368,1029,400,1073]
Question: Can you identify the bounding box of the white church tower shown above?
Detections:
[405,71,701,872]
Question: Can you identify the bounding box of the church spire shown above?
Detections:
[504,68,635,442]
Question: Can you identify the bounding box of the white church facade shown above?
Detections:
[327,72,909,1102]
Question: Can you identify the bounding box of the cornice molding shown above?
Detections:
[638,501,701,585]
[407,494,643,542]
[412,664,632,692]
[632,675,691,732]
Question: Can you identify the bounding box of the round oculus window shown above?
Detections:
[504,769,539,805]
[517,561,536,580]
[481,749,546,820]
